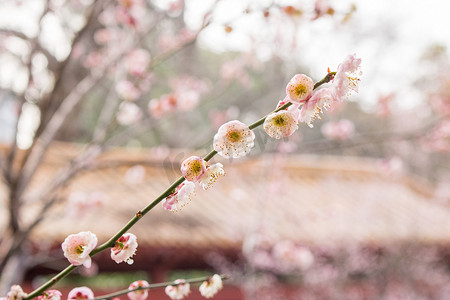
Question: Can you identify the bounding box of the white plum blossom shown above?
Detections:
[286,74,314,103]
[6,285,27,300]
[263,110,299,139]
[165,279,191,300]
[199,274,223,298]
[162,181,196,212]
[213,120,255,158]
[111,233,138,264]
[180,156,225,190]
[127,280,150,300]
[198,163,225,190]
[67,287,94,300]
[180,156,207,182]
[62,231,98,268]
[37,290,62,300]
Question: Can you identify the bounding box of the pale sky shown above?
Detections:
[187,0,450,109]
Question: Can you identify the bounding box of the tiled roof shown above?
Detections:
[1,143,448,250]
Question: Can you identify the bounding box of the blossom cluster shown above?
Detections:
[61,231,138,268]
[161,54,361,213]
[263,54,362,142]
[6,275,224,300]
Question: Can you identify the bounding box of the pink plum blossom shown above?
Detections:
[421,120,450,152]
[286,74,314,103]
[93,28,122,45]
[116,102,142,125]
[330,53,362,102]
[199,274,223,299]
[67,287,94,300]
[377,157,404,176]
[37,290,61,300]
[162,181,196,212]
[300,88,334,127]
[321,119,355,141]
[6,285,27,300]
[111,233,138,264]
[181,156,207,182]
[127,280,150,300]
[116,80,141,101]
[220,60,251,87]
[263,110,299,139]
[62,231,98,267]
[213,120,255,158]
[148,94,177,118]
[165,279,191,300]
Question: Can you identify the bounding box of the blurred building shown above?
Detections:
[1,143,449,299]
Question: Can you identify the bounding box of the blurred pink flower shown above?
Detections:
[165,279,190,300]
[116,80,141,101]
[162,181,196,212]
[111,233,138,264]
[127,280,150,300]
[272,241,314,272]
[376,93,394,117]
[213,120,255,158]
[116,102,142,125]
[377,157,404,176]
[321,119,355,141]
[79,262,99,278]
[94,28,122,45]
[62,231,97,268]
[124,165,146,184]
[67,287,94,300]
[422,120,450,152]
[199,274,223,299]
[208,106,240,130]
[125,49,151,77]
[66,191,106,218]
[220,60,251,87]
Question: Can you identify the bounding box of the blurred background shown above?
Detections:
[0,0,449,299]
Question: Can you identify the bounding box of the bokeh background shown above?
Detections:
[0,0,449,299]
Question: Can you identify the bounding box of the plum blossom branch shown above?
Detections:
[23,70,339,300]
[91,274,229,300]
